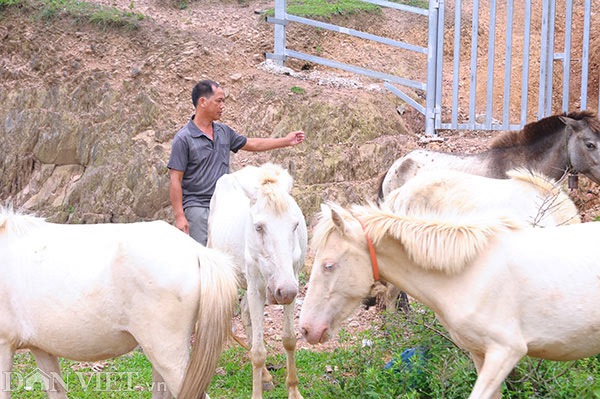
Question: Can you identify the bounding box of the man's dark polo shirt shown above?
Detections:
[168,116,247,209]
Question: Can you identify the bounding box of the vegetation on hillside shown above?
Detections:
[0,0,144,28]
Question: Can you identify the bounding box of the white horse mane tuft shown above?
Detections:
[506,168,581,225]
[0,206,46,235]
[312,202,523,275]
[255,163,293,214]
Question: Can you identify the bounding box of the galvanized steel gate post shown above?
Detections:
[425,0,443,136]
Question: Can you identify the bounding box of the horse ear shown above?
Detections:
[234,176,258,202]
[559,116,584,131]
[559,116,572,126]
[279,169,293,194]
[330,209,347,235]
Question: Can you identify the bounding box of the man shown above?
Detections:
[168,80,304,245]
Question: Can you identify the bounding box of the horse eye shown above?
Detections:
[586,142,596,150]
[293,222,299,231]
[323,262,336,271]
[255,224,264,232]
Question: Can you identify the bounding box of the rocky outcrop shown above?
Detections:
[0,6,417,226]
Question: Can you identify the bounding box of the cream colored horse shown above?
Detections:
[387,168,580,227]
[380,168,580,309]
[0,208,238,399]
[300,201,600,399]
[208,163,307,399]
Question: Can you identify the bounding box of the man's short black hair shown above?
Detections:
[192,80,220,108]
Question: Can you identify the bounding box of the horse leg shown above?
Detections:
[282,301,302,399]
[151,366,173,399]
[134,329,190,398]
[241,293,273,392]
[467,346,524,399]
[30,349,67,399]
[0,342,15,399]
[246,283,268,399]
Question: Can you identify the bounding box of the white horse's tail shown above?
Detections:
[178,246,239,399]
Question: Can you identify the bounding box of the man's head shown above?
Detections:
[192,80,225,121]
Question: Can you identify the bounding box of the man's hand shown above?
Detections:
[286,130,305,146]
[175,214,190,235]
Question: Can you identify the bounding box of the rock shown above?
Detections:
[230,73,242,82]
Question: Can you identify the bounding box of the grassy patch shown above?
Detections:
[212,303,600,398]
[394,0,428,9]
[11,350,154,397]
[266,0,380,19]
[263,0,428,19]
[11,303,600,397]
[290,86,306,95]
[5,0,144,28]
[0,0,23,7]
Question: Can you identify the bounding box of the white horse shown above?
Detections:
[387,168,580,227]
[0,208,238,399]
[300,200,600,399]
[377,168,580,310]
[208,163,307,399]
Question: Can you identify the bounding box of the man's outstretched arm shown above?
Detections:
[242,130,304,152]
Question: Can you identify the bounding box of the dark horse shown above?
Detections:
[378,111,600,200]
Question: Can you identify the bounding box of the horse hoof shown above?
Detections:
[262,382,275,391]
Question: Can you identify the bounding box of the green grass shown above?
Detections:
[10,303,600,397]
[396,0,429,9]
[0,0,23,7]
[11,349,154,397]
[290,86,306,95]
[265,0,379,19]
[1,0,144,28]
[40,0,144,28]
[263,0,428,19]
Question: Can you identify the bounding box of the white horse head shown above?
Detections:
[299,203,376,344]
[300,199,523,344]
[210,162,306,305]
[240,164,303,304]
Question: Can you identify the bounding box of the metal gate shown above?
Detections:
[267,0,597,135]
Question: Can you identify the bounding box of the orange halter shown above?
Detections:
[357,219,380,282]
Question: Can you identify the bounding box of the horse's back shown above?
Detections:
[386,169,575,227]
[381,149,490,199]
[1,218,204,358]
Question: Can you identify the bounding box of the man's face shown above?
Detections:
[201,86,225,120]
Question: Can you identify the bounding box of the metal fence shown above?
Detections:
[266,0,598,136]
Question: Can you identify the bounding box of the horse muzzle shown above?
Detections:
[300,322,330,345]
[267,284,298,305]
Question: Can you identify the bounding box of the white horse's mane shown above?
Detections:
[253,163,293,215]
[312,202,523,275]
[0,206,45,235]
[385,168,580,227]
[506,168,581,225]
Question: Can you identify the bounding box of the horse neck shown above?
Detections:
[374,236,459,315]
[489,130,568,180]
